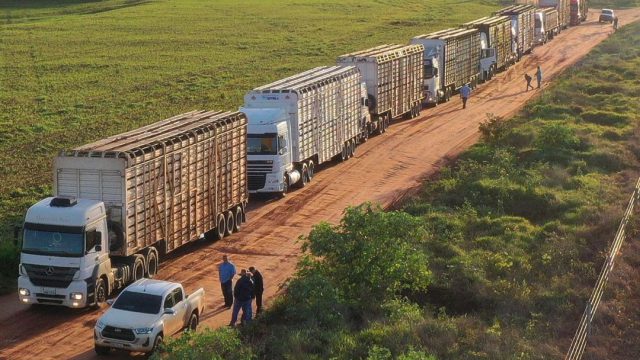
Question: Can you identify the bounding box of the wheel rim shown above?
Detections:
[96,281,106,304]
[226,212,235,235]
[308,162,314,178]
[135,261,144,281]
[217,216,226,239]
[235,207,243,230]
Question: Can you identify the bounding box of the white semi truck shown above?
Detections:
[18,111,248,308]
[241,66,369,196]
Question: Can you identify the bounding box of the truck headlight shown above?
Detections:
[70,292,83,300]
[134,327,154,335]
[19,288,30,296]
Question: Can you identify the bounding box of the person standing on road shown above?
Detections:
[219,255,236,309]
[535,66,543,89]
[229,269,254,326]
[249,266,264,316]
[459,83,471,109]
[524,74,534,91]
[613,17,619,31]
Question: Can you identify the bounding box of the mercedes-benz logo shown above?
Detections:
[45,267,55,276]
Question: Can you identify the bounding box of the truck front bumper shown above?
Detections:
[249,173,284,194]
[94,328,155,353]
[18,275,88,308]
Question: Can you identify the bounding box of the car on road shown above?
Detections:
[93,279,205,355]
[599,9,616,23]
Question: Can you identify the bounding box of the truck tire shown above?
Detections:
[234,206,243,232]
[307,160,315,180]
[146,248,158,278]
[94,344,110,356]
[131,255,145,282]
[280,176,289,198]
[225,211,235,236]
[348,140,355,158]
[297,164,308,188]
[340,143,348,161]
[187,312,199,331]
[216,214,226,239]
[150,334,163,354]
[93,278,107,308]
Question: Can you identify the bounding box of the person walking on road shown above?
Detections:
[613,17,619,31]
[524,74,534,91]
[535,66,543,89]
[219,255,236,308]
[229,269,254,326]
[249,266,264,316]
[460,83,471,109]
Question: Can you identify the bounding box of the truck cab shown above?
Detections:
[535,11,546,44]
[241,106,296,195]
[421,46,441,105]
[478,32,497,82]
[18,196,111,307]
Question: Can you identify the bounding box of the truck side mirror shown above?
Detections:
[279,147,287,155]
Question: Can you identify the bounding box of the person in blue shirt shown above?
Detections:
[460,83,471,109]
[535,65,543,89]
[218,255,236,308]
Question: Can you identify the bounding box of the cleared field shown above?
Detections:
[0,0,502,238]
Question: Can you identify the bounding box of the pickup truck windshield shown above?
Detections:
[22,227,84,257]
[248,134,277,155]
[113,291,162,314]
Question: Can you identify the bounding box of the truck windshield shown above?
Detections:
[248,134,277,155]
[22,226,84,257]
[113,291,162,314]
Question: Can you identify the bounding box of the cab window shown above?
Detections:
[164,293,175,309]
[172,288,184,304]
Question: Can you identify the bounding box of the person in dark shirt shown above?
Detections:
[525,74,534,91]
[229,269,254,326]
[249,266,264,316]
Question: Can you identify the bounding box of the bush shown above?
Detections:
[151,327,254,360]
[581,110,631,127]
[0,241,19,295]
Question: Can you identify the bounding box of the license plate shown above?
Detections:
[42,287,56,295]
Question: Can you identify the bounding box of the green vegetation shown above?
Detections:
[158,21,640,359]
[0,0,504,292]
[590,0,640,8]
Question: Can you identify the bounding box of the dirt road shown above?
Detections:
[1,10,639,359]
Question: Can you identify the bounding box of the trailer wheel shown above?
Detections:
[146,248,158,278]
[234,206,243,232]
[225,211,235,236]
[340,143,348,161]
[216,214,226,239]
[307,160,315,180]
[349,140,356,158]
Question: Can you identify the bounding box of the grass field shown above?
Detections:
[0,0,503,244]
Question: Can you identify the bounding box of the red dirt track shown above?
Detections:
[1,9,640,359]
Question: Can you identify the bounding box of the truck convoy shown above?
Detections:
[337,44,424,126]
[411,29,481,105]
[241,66,368,195]
[535,8,560,44]
[496,4,536,59]
[94,279,205,355]
[17,2,591,309]
[18,111,248,308]
[463,16,517,77]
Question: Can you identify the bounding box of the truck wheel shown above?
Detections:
[94,278,107,308]
[298,164,309,187]
[340,144,348,161]
[280,176,289,198]
[132,256,145,282]
[307,161,315,180]
[188,312,199,331]
[94,344,110,356]
[150,334,163,354]
[225,211,235,236]
[348,141,355,158]
[234,206,244,232]
[216,214,226,239]
[146,249,158,278]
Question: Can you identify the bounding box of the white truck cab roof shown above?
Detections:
[25,197,105,227]
[124,279,180,297]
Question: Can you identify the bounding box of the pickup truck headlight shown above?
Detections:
[95,320,106,330]
[19,288,30,296]
[134,327,154,335]
[70,292,83,300]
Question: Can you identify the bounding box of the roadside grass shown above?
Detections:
[158,21,640,359]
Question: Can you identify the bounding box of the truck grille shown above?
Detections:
[23,264,77,288]
[248,160,273,173]
[248,174,266,191]
[102,326,136,341]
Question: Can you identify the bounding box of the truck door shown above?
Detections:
[162,290,183,335]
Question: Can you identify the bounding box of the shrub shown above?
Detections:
[581,110,631,127]
[0,241,19,294]
[151,327,254,360]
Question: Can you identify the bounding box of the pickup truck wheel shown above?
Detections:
[94,343,110,356]
[225,211,235,236]
[94,278,107,307]
[151,334,163,354]
[188,312,199,331]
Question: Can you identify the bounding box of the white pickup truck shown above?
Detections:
[94,279,205,355]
